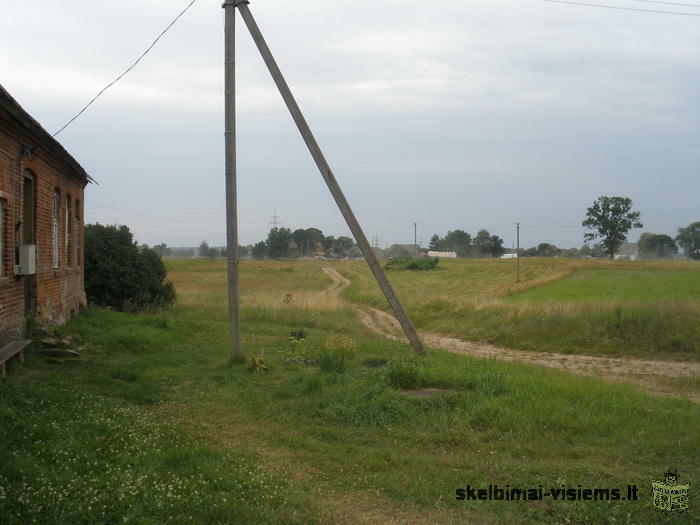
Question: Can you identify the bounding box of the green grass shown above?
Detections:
[336,258,700,360]
[1,259,699,523]
[507,269,700,302]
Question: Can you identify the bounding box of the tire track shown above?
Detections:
[322,267,699,402]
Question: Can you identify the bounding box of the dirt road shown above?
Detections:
[322,267,699,401]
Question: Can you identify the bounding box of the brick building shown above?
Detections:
[0,85,91,346]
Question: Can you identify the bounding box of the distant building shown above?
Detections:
[0,85,91,345]
[313,241,326,258]
[500,253,518,259]
[288,240,299,258]
[428,251,457,259]
[614,242,639,261]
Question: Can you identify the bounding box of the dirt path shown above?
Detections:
[323,267,699,402]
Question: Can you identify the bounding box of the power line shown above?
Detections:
[52,0,200,137]
[630,0,700,8]
[543,0,700,16]
[87,203,267,226]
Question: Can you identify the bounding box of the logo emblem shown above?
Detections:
[652,470,689,512]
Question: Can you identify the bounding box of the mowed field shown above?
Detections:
[1,258,698,524]
[337,258,700,360]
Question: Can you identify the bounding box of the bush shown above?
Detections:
[385,257,439,271]
[85,224,175,310]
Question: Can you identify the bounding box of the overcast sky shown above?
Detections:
[1,0,698,249]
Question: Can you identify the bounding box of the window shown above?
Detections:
[74,200,80,266]
[65,195,72,266]
[0,199,4,276]
[53,190,60,268]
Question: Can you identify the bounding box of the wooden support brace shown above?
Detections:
[236,3,426,355]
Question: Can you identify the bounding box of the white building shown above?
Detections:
[428,251,457,259]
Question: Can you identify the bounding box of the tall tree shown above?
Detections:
[638,233,678,259]
[266,227,293,259]
[582,196,642,259]
[428,234,442,251]
[443,230,472,257]
[676,222,700,260]
[473,229,493,257]
[489,235,505,257]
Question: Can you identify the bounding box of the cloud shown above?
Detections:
[1,0,698,248]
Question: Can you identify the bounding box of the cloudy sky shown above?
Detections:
[1,0,698,249]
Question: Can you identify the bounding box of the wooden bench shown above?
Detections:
[0,340,30,377]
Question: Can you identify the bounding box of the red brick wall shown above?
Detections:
[0,112,86,345]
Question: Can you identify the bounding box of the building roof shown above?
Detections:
[0,84,93,185]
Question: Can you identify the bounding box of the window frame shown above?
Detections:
[65,194,72,266]
[74,199,81,266]
[53,189,60,269]
[0,198,4,276]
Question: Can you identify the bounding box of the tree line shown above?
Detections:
[146,196,699,261]
[428,229,506,258]
[251,227,356,259]
[150,227,358,260]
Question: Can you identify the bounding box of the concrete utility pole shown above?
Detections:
[223,0,242,363]
[516,222,520,283]
[235,1,426,355]
[414,222,418,256]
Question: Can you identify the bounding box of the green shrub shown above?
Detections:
[385,257,439,271]
[85,224,175,311]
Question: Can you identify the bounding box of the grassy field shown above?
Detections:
[337,258,700,360]
[507,269,700,303]
[0,258,698,524]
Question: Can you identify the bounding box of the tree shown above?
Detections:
[443,230,472,257]
[322,235,335,252]
[537,243,560,257]
[153,243,172,257]
[428,234,442,251]
[266,227,293,259]
[291,227,326,256]
[85,224,175,310]
[333,236,355,256]
[199,241,217,258]
[251,241,267,259]
[579,243,606,259]
[638,233,678,259]
[489,235,505,257]
[582,196,642,259]
[473,229,493,257]
[676,222,700,260]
